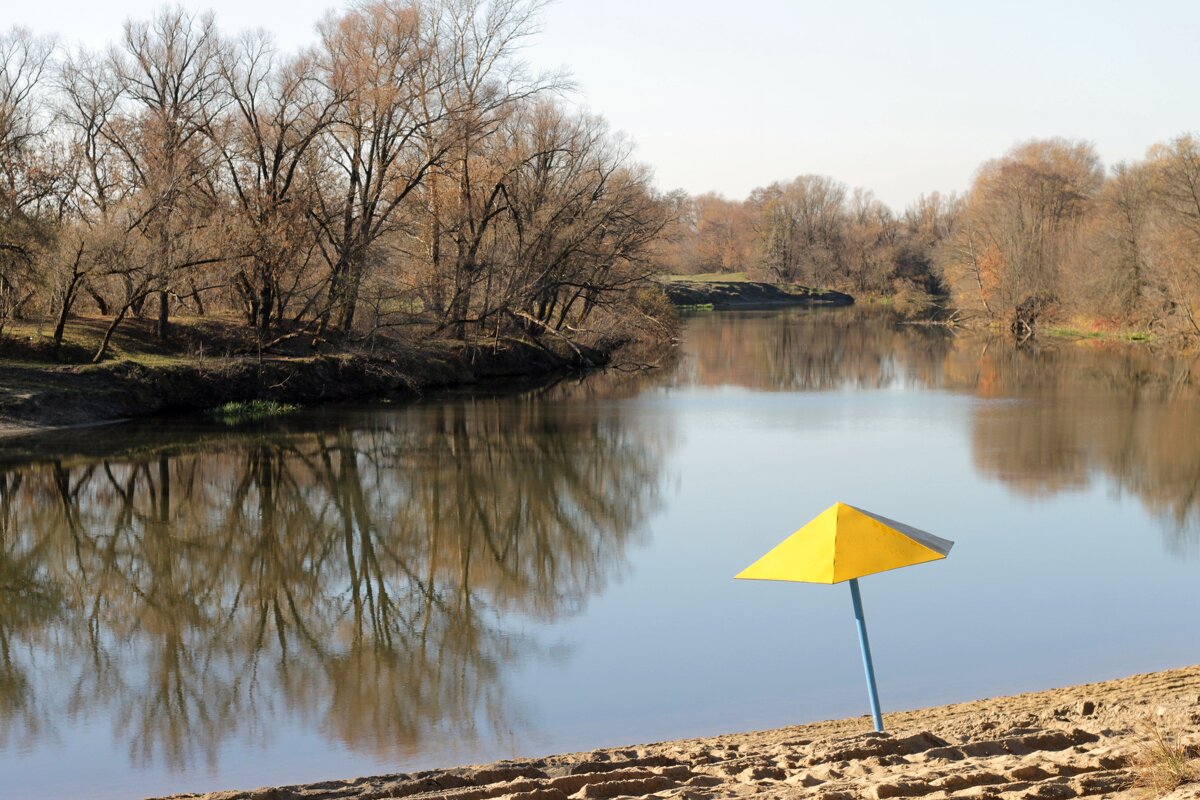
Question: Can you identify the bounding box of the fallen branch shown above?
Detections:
[509,310,596,367]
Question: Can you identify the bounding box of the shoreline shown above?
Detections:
[0,416,130,441]
[156,664,1200,800]
[0,335,629,439]
[658,278,855,310]
[0,279,858,440]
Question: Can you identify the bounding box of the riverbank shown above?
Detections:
[658,274,854,310]
[157,664,1200,800]
[0,325,637,437]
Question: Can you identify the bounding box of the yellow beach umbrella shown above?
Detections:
[735,502,953,731]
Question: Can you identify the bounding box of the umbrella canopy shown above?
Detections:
[735,502,953,584]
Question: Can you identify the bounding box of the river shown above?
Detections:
[1,308,1197,798]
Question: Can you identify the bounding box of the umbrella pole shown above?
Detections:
[849,578,884,732]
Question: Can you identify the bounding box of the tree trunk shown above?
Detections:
[259,280,273,338]
[450,282,471,341]
[190,279,206,316]
[85,282,110,315]
[52,282,80,350]
[157,290,170,339]
[339,265,361,335]
[94,304,131,363]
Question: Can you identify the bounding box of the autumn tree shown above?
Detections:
[938,139,1102,332]
[0,28,56,337]
[217,33,340,338]
[416,0,558,340]
[43,47,130,347]
[108,7,226,342]
[491,103,670,337]
[311,0,554,338]
[375,97,670,345]
[1066,162,1159,326]
[843,188,897,293]
[1145,135,1200,335]
[750,175,848,286]
[895,192,957,292]
[675,193,751,275]
[311,0,436,338]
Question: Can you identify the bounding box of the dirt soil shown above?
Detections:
[156,664,1200,800]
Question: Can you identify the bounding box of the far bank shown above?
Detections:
[657,273,854,310]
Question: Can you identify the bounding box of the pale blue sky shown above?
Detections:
[10,0,1199,208]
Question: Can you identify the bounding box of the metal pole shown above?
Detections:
[849,577,884,732]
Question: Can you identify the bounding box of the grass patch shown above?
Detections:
[208,400,299,422]
[658,272,752,283]
[854,293,894,306]
[1132,720,1198,797]
[1045,326,1105,340]
[677,303,715,312]
[0,314,260,365]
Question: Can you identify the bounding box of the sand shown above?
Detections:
[157,665,1200,800]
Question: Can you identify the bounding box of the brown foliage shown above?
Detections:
[0,2,675,361]
[938,139,1102,330]
[662,180,956,305]
[938,135,1200,337]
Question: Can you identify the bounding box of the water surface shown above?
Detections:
[1,308,1198,798]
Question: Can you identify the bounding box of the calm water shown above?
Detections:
[1,308,1198,799]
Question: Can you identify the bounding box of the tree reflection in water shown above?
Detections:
[0,394,671,771]
[683,308,1200,552]
[959,342,1200,555]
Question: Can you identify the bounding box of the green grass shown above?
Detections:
[1046,326,1157,343]
[208,400,299,422]
[1,314,256,365]
[677,303,715,312]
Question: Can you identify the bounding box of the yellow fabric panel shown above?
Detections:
[735,502,948,584]
[734,504,838,583]
[830,504,944,582]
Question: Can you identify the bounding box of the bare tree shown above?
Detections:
[0,3,686,360]
[109,6,225,340]
[312,0,442,339]
[1146,135,1200,335]
[0,28,56,337]
[938,138,1102,333]
[480,102,669,337]
[1068,162,1157,325]
[218,33,341,339]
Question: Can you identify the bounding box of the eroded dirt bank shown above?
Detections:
[158,665,1200,800]
[0,336,619,437]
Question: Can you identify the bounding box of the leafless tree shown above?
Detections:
[109,6,225,341]
[217,33,341,339]
[0,28,56,336]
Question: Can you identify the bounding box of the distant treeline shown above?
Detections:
[0,1,672,361]
[662,137,1200,337]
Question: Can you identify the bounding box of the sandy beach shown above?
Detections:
[157,665,1200,800]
